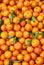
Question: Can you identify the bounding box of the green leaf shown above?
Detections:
[31,16,36,22]
[0,30,2,35]
[10,11,16,22]
[14,37,18,43]
[20,18,25,22]
[41,31,44,38]
[25,20,30,23]
[0,19,3,26]
[29,31,32,35]
[7,36,14,38]
[14,60,21,63]
[8,46,10,50]
[33,32,39,38]
[8,60,13,65]
[27,39,31,44]
[27,39,31,45]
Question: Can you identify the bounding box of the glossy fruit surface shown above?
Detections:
[0,0,44,65]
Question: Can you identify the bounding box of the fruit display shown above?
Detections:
[0,0,44,65]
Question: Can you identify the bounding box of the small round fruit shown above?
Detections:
[34,47,41,54]
[16,31,22,38]
[13,50,19,56]
[24,54,30,61]
[4,51,12,58]
[4,18,10,25]
[23,31,29,38]
[1,45,8,51]
[4,59,9,65]
[19,38,25,44]
[0,39,5,45]
[27,46,33,53]
[13,62,21,65]
[14,24,20,31]
[13,17,20,24]
[35,57,43,65]
[25,24,32,31]
[40,51,44,58]
[29,60,34,65]
[34,6,41,12]
[14,42,22,50]
[9,31,15,37]
[1,31,8,39]
[24,11,32,18]
[31,39,40,47]
[31,52,37,60]
[40,38,44,45]
[1,25,6,31]
[17,54,23,61]
[22,61,29,65]
[21,50,28,55]
[0,61,3,65]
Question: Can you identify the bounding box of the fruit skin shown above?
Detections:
[9,31,15,37]
[1,25,6,31]
[34,47,41,54]
[1,31,8,39]
[10,56,17,61]
[24,54,30,62]
[9,0,15,6]
[13,17,20,24]
[41,4,44,10]
[37,15,43,21]
[17,2,23,9]
[19,38,25,44]
[31,39,40,47]
[42,45,44,50]
[31,20,38,27]
[10,46,14,51]
[31,52,37,60]
[0,54,5,60]
[24,11,32,19]
[14,24,20,31]
[6,24,13,31]
[20,21,26,27]
[13,62,21,65]
[17,54,23,61]
[35,57,43,65]
[4,59,9,65]
[22,61,29,65]
[32,27,38,33]
[0,39,5,45]
[40,38,44,45]
[27,46,34,53]
[13,50,19,56]
[29,60,34,65]
[33,12,39,17]
[0,51,2,55]
[4,18,10,25]
[21,50,28,55]
[24,1,30,7]
[0,61,3,65]
[4,51,12,58]
[1,45,8,51]
[14,42,22,50]
[40,51,44,58]
[25,23,32,31]
[23,31,29,38]
[34,6,41,12]
[16,31,22,38]
[0,0,44,65]
[3,0,9,4]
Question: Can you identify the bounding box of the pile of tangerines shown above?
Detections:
[0,0,44,65]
